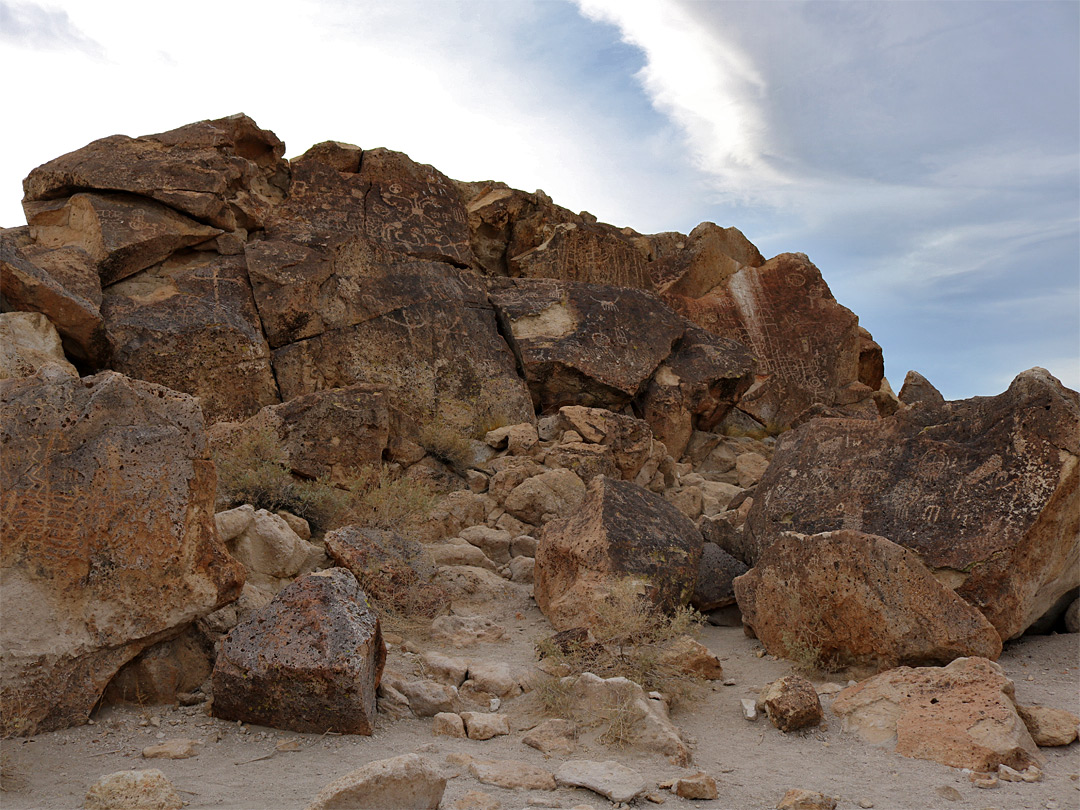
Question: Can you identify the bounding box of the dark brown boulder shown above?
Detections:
[756,675,823,732]
[898,370,946,406]
[533,476,703,630]
[101,251,280,423]
[0,369,244,735]
[636,324,755,457]
[1,226,108,366]
[692,542,749,612]
[211,569,385,734]
[745,368,1079,639]
[23,114,289,233]
[734,530,1002,671]
[666,252,878,432]
[488,277,686,413]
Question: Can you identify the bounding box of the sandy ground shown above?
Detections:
[2,593,1078,810]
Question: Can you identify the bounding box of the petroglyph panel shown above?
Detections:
[511,223,653,290]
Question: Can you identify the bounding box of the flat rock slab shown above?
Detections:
[305,753,445,810]
[554,759,647,803]
[467,758,556,790]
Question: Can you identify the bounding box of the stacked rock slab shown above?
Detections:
[534,476,703,630]
[0,369,244,735]
[744,368,1079,639]
[212,568,385,734]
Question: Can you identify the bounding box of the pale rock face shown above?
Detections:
[503,468,586,525]
[0,311,78,379]
[831,657,1043,772]
[553,759,648,803]
[1,370,243,736]
[304,753,446,810]
[1015,704,1080,746]
[460,711,510,740]
[464,757,557,791]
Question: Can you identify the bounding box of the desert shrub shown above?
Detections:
[418,419,473,472]
[780,626,842,676]
[214,427,435,534]
[535,578,706,700]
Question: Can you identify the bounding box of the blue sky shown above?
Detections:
[1,0,1076,398]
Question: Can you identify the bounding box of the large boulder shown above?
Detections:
[555,406,655,481]
[533,476,703,630]
[648,221,765,298]
[101,251,280,423]
[23,113,290,233]
[665,252,881,432]
[745,368,1079,639]
[211,569,385,734]
[0,370,244,735]
[0,226,108,366]
[735,530,1002,671]
[692,542,748,612]
[0,311,78,379]
[831,657,1043,772]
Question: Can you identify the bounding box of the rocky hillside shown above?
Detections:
[1,114,1076,809]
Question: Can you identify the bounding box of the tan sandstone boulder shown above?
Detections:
[305,753,445,810]
[831,657,1043,772]
[745,368,1079,639]
[734,530,1002,671]
[0,311,78,379]
[534,476,703,630]
[0,369,243,735]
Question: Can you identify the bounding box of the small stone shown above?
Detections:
[970,772,999,789]
[1022,766,1044,783]
[776,789,837,810]
[934,785,963,802]
[141,738,200,760]
[460,712,510,741]
[673,772,719,800]
[646,794,667,804]
[754,649,766,658]
[723,678,736,686]
[432,712,466,738]
[857,800,874,808]
[741,698,758,721]
[276,739,302,752]
[522,719,578,756]
[451,790,501,810]
[998,764,1025,782]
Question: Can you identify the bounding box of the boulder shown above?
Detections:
[756,675,823,732]
[522,718,579,755]
[465,757,556,790]
[84,769,183,810]
[101,251,279,423]
[745,368,1080,639]
[775,789,837,810]
[557,406,655,480]
[0,370,243,735]
[488,277,686,413]
[224,384,390,481]
[831,657,1043,772]
[734,531,1002,671]
[211,569,385,734]
[25,191,221,286]
[673,772,720,800]
[1,226,108,366]
[0,311,78,379]
[898,370,945,406]
[1016,704,1080,746]
[460,711,510,740]
[224,508,320,592]
[534,476,703,630]
[503,468,586,525]
[692,542,749,612]
[102,629,212,706]
[305,753,445,810]
[664,252,879,431]
[648,221,765,299]
[297,140,363,173]
[23,113,290,233]
[636,324,755,457]
[432,712,466,738]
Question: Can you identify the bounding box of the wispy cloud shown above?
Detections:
[0,1,103,56]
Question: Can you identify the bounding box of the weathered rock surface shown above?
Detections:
[665,252,880,431]
[553,759,647,803]
[649,221,765,298]
[534,476,703,630]
[673,771,720,800]
[466,757,557,790]
[84,769,183,810]
[734,530,1002,671]
[0,370,243,735]
[23,114,290,233]
[756,675,823,732]
[0,311,78,379]
[212,569,385,734]
[831,657,1043,772]
[101,251,279,423]
[745,368,1079,639]
[1,226,108,366]
[220,508,320,593]
[898,370,945,406]
[775,789,837,810]
[692,542,749,612]
[305,753,445,810]
[556,405,656,481]
[503,468,586,525]
[1016,703,1080,746]
[488,277,687,412]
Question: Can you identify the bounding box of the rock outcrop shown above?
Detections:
[745,368,1079,639]
[534,476,703,630]
[211,569,385,734]
[0,369,243,735]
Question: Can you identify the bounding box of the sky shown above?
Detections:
[1,0,1077,399]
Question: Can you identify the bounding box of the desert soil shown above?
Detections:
[3,594,1077,810]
